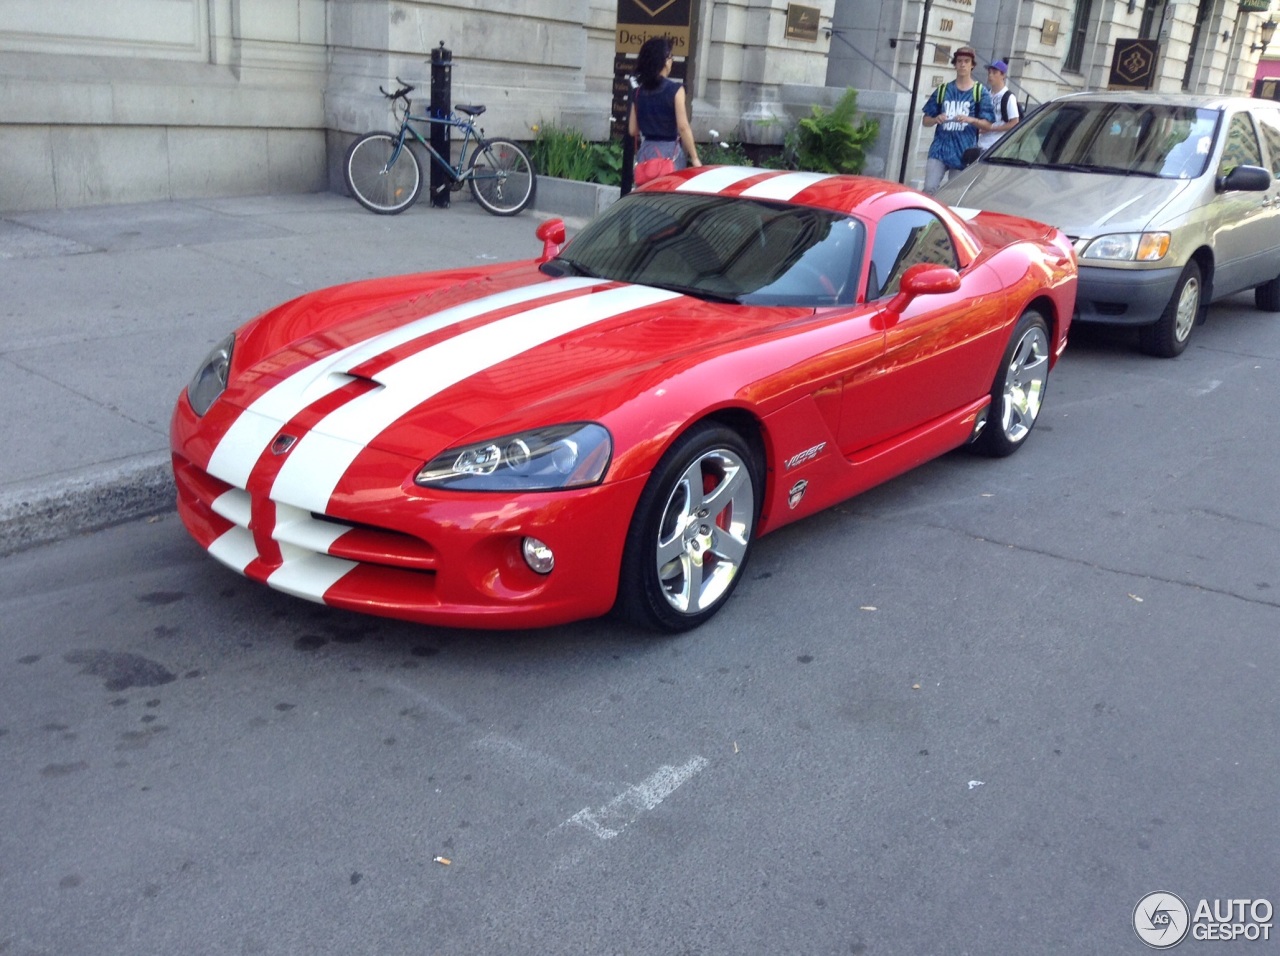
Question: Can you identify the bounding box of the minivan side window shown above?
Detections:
[1219,112,1264,174]
[866,209,958,301]
[1254,109,1280,177]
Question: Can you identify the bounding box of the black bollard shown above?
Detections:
[430,41,452,208]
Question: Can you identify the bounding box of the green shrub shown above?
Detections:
[783,88,879,175]
[529,123,596,181]
[590,139,624,186]
[700,137,753,166]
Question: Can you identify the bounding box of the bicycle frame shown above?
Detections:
[389,108,482,183]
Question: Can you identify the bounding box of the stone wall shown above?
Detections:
[0,0,330,211]
[1,0,848,212]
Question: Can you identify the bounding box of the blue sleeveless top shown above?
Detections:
[634,78,679,141]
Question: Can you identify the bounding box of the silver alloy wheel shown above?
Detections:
[654,448,755,615]
[1174,273,1200,343]
[1000,323,1050,443]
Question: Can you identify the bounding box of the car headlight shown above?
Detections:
[414,423,612,491]
[187,334,234,416]
[1080,232,1170,262]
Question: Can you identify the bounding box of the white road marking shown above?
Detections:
[566,755,709,840]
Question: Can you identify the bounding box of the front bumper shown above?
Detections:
[171,399,647,630]
[1074,262,1183,326]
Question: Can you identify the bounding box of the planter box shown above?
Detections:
[533,176,620,221]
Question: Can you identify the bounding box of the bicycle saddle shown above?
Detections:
[454,104,486,117]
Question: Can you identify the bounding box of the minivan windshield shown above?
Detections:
[983,100,1221,180]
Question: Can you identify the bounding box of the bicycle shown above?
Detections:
[344,78,536,216]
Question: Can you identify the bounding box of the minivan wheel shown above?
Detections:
[1140,261,1201,358]
[1256,272,1280,313]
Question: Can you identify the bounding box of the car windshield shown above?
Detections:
[542,192,866,307]
[984,100,1222,180]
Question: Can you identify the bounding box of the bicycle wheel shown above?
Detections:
[467,138,536,216]
[344,132,422,214]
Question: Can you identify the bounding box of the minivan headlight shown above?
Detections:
[1081,232,1170,262]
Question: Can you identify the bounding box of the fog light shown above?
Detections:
[521,537,555,574]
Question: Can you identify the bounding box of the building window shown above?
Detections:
[1065,0,1095,73]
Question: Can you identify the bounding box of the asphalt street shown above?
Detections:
[2,238,1278,953]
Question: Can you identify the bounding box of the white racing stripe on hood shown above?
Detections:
[676,167,762,193]
[206,277,604,489]
[270,282,683,514]
[741,171,835,201]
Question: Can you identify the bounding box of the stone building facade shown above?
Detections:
[1,0,1273,211]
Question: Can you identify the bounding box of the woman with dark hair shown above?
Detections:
[627,36,701,176]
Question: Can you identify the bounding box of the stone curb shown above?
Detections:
[0,453,175,557]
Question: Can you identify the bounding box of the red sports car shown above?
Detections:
[171,167,1076,631]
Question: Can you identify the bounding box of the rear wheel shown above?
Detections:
[345,132,422,215]
[616,424,760,632]
[468,138,536,215]
[1140,260,1201,357]
[974,309,1050,458]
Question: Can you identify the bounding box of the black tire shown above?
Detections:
[1255,272,1280,312]
[344,132,422,215]
[615,424,761,632]
[467,138,536,215]
[974,309,1051,458]
[1140,260,1202,357]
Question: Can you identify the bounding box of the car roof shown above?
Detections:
[647,166,984,265]
[1047,90,1274,112]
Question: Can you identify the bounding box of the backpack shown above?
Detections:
[936,81,984,113]
[997,88,1021,123]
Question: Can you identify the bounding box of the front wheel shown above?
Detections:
[974,309,1051,458]
[615,424,760,632]
[467,138,536,215]
[344,132,422,215]
[1255,270,1280,312]
[1140,260,1201,357]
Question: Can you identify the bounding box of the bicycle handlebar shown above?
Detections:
[379,77,415,100]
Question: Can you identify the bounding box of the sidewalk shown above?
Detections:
[0,188,594,555]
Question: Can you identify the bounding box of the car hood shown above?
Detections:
[203,266,810,502]
[940,164,1194,238]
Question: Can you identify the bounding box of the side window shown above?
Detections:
[1255,109,1280,178]
[1219,112,1263,174]
[866,209,959,300]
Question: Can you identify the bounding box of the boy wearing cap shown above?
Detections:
[978,60,1020,152]
[920,45,995,193]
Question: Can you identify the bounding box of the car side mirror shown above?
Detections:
[962,145,983,167]
[536,218,567,262]
[884,263,962,314]
[1216,164,1271,193]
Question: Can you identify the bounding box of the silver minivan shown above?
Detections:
[936,92,1280,356]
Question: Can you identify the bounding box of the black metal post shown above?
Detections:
[899,0,932,184]
[620,78,636,196]
[430,41,452,208]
